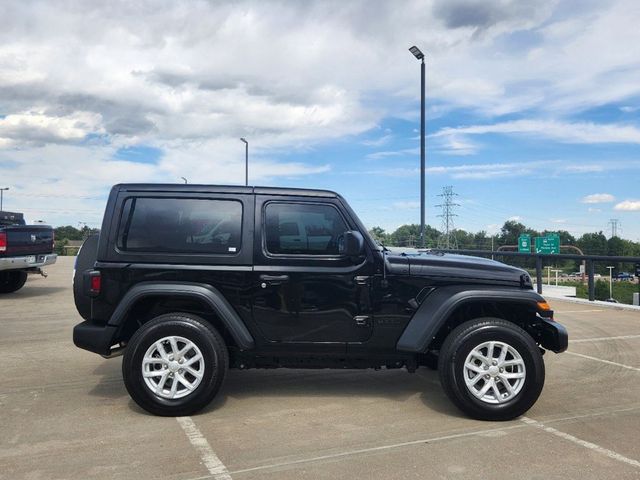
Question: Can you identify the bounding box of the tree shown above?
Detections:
[54,225,84,241]
[387,224,440,248]
[368,226,388,245]
[576,232,608,256]
[499,221,539,246]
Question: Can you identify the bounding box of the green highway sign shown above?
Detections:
[535,234,560,254]
[518,234,531,253]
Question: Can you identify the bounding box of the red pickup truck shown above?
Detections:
[0,211,57,293]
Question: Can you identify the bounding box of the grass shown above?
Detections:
[562,280,640,305]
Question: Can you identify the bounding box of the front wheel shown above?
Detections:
[122,313,228,416]
[438,318,545,421]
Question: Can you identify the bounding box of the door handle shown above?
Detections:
[259,274,290,286]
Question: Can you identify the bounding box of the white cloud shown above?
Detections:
[365,148,419,160]
[361,134,393,147]
[0,111,103,146]
[392,201,420,209]
[614,200,640,211]
[486,223,501,235]
[432,120,640,146]
[508,216,522,222]
[581,193,615,204]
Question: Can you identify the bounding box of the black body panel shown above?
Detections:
[106,282,255,350]
[0,225,54,256]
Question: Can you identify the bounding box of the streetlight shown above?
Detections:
[607,266,615,300]
[409,45,426,247]
[240,138,249,186]
[0,187,9,211]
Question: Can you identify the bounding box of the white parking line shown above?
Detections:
[229,423,529,475]
[521,417,640,469]
[177,416,232,480]
[222,406,640,476]
[566,351,640,372]
[570,334,640,344]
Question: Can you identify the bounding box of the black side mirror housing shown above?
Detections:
[339,231,364,257]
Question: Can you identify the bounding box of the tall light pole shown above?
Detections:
[409,46,426,247]
[0,187,9,211]
[240,138,248,186]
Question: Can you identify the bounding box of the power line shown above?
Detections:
[436,186,459,249]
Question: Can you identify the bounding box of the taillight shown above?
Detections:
[84,270,101,297]
[0,232,6,252]
[90,274,101,293]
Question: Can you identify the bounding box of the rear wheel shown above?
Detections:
[122,313,228,416]
[438,318,545,421]
[0,270,28,293]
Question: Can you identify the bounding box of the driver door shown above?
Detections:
[251,196,374,349]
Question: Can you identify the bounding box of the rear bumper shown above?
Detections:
[536,317,568,353]
[0,253,57,271]
[73,320,118,356]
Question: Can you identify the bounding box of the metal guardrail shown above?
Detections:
[434,249,640,302]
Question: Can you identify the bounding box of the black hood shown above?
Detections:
[385,250,531,287]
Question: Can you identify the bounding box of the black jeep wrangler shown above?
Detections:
[73,184,567,420]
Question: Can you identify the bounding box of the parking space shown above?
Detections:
[2,258,640,479]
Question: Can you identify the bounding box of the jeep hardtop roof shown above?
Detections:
[113,183,339,198]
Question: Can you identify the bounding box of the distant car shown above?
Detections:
[615,272,634,281]
[0,210,57,293]
[593,274,602,279]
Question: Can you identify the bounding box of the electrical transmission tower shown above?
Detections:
[608,218,620,238]
[436,186,460,249]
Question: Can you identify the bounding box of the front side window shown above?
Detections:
[118,197,242,254]
[264,202,348,255]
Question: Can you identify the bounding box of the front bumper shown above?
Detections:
[73,320,118,356]
[0,253,57,271]
[536,317,568,353]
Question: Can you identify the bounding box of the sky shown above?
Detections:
[1,0,639,240]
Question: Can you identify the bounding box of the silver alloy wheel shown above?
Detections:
[142,336,205,400]
[463,340,526,404]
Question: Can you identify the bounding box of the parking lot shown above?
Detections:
[2,257,640,480]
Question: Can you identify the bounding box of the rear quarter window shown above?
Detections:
[117,197,242,255]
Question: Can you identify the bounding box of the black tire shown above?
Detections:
[438,318,545,421]
[0,270,28,293]
[73,234,99,320]
[122,313,228,416]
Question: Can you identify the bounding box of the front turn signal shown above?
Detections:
[537,301,554,319]
[537,301,551,311]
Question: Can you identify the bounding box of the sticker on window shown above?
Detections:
[228,247,237,252]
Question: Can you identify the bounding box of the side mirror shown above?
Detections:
[338,231,364,257]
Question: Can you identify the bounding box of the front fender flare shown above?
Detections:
[108,282,255,350]
[396,286,547,353]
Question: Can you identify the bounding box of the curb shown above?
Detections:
[544,294,640,312]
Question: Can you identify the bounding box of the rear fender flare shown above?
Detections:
[108,282,255,350]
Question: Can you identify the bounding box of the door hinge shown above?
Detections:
[354,315,371,327]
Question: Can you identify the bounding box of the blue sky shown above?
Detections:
[0,0,639,239]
